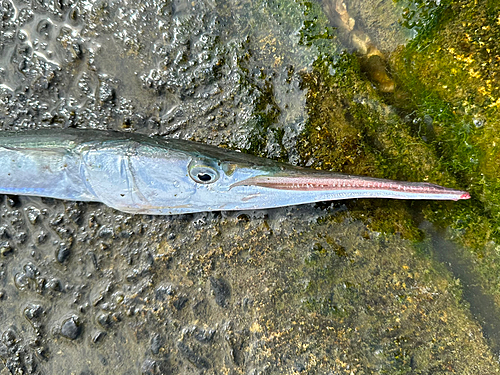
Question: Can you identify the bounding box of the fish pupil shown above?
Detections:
[198,173,212,182]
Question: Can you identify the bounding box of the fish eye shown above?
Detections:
[189,163,219,184]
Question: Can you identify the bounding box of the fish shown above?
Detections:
[0,129,470,215]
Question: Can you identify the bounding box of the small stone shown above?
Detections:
[210,277,230,308]
[61,316,81,340]
[25,207,41,225]
[92,330,106,344]
[150,334,164,354]
[72,42,83,58]
[99,82,115,103]
[14,273,30,290]
[6,196,19,207]
[35,276,46,291]
[113,292,124,304]
[172,295,188,311]
[2,328,16,347]
[56,243,71,263]
[111,312,122,323]
[23,263,38,279]
[36,231,48,244]
[193,328,215,343]
[24,304,43,321]
[0,242,13,256]
[15,232,27,244]
[49,214,64,226]
[98,226,113,238]
[97,313,112,328]
[46,278,62,292]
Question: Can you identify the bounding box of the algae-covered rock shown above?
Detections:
[388,0,500,302]
[0,0,499,373]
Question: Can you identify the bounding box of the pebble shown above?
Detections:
[61,316,81,340]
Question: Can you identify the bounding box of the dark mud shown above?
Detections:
[0,0,499,374]
[0,0,316,160]
[0,200,497,374]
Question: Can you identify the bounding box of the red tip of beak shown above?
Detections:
[460,192,471,200]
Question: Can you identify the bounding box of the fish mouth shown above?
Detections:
[230,174,471,200]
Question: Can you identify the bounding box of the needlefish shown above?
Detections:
[0,129,470,215]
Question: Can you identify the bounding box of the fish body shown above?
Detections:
[0,129,470,215]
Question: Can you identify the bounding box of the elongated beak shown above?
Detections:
[231,172,470,201]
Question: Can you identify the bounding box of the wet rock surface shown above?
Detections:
[0,198,496,373]
[0,0,499,374]
[0,0,314,159]
[60,316,81,340]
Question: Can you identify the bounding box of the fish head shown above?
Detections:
[169,140,407,213]
[112,140,298,214]
[170,149,293,213]
[174,141,470,213]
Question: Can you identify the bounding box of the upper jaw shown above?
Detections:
[228,170,470,200]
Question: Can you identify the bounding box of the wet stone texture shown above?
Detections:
[0,0,318,161]
[0,0,499,374]
[0,200,497,374]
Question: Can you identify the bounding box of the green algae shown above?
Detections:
[238,0,339,157]
[285,1,467,241]
[292,0,500,301]
[388,0,500,301]
[297,51,455,241]
[397,0,453,40]
[290,0,500,368]
[286,1,500,373]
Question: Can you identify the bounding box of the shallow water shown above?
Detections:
[421,221,500,355]
[0,0,499,374]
